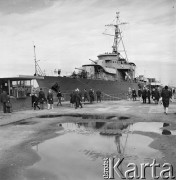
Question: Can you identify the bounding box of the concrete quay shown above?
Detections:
[0,100,176,126]
[0,100,176,180]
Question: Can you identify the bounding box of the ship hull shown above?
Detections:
[36,76,140,100]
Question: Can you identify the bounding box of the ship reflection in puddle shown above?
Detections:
[25,121,169,180]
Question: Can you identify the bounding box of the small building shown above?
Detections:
[0,75,43,111]
[0,75,43,98]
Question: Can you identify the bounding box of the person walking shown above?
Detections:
[147,88,151,104]
[6,93,12,113]
[161,86,172,114]
[142,87,147,104]
[0,90,8,113]
[47,89,54,109]
[38,88,46,110]
[70,91,75,107]
[57,90,62,106]
[31,90,35,107]
[132,89,137,101]
[74,89,82,109]
[83,89,89,102]
[127,87,132,101]
[33,94,40,110]
[138,88,142,101]
[151,88,155,103]
[89,89,94,104]
[172,88,175,100]
[78,90,83,103]
[153,87,160,104]
[96,89,102,103]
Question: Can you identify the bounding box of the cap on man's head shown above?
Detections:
[165,86,168,89]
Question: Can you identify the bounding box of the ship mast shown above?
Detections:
[33,45,44,76]
[104,12,128,61]
[112,12,120,53]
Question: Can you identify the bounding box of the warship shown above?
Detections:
[36,12,141,99]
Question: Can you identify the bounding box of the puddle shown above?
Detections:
[0,119,37,126]
[12,120,37,125]
[119,116,130,120]
[37,114,130,121]
[23,121,165,180]
[130,122,176,135]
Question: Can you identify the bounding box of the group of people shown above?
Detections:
[1,85,174,115]
[128,86,174,114]
[31,87,102,110]
[31,88,63,110]
[70,88,102,109]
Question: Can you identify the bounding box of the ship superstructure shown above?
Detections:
[79,12,136,82]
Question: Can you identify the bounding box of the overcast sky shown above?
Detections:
[0,0,175,86]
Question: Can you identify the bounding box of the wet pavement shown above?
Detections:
[0,100,176,180]
[25,121,163,180]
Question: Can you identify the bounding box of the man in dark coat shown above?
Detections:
[96,89,102,103]
[142,87,147,104]
[38,88,46,109]
[0,90,8,113]
[70,91,75,107]
[6,93,12,113]
[146,88,151,104]
[83,89,89,102]
[153,87,160,104]
[132,89,137,101]
[89,89,94,104]
[161,86,172,114]
[74,89,82,109]
[33,94,40,110]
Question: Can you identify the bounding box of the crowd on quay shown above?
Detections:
[127,86,175,114]
[31,88,56,110]
[69,88,102,109]
[30,88,102,110]
[0,85,175,114]
[0,87,102,113]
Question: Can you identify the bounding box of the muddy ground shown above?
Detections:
[0,100,176,180]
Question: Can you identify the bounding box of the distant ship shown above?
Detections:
[36,12,142,99]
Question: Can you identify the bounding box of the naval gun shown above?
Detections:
[89,59,97,64]
[75,67,84,71]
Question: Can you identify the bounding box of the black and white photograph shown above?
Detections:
[0,0,176,179]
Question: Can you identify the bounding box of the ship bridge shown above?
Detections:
[97,52,120,61]
[82,64,116,75]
